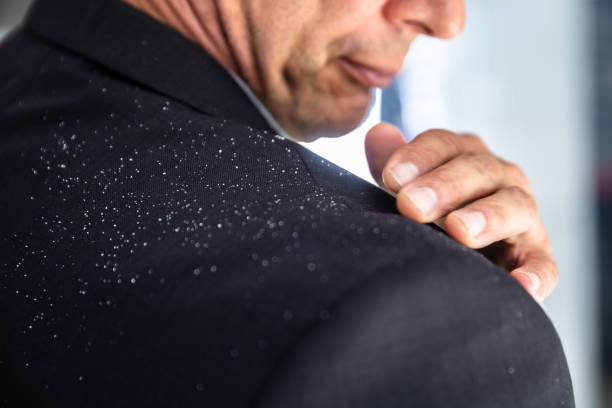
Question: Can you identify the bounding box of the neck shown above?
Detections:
[122,0,263,95]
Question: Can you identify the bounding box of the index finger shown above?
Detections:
[382,129,490,192]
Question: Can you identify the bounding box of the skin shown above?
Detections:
[122,0,557,301]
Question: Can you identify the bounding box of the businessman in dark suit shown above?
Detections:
[0,0,573,406]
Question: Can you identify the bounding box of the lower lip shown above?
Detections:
[337,58,394,89]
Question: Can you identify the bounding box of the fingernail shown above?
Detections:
[388,162,419,188]
[454,210,486,237]
[404,186,437,215]
[513,270,541,294]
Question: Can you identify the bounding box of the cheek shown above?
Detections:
[328,2,390,45]
[295,63,373,129]
[317,0,386,26]
[280,30,330,91]
[286,0,385,63]
[261,1,386,133]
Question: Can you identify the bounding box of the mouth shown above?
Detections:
[337,57,398,89]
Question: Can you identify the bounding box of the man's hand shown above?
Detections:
[365,122,556,302]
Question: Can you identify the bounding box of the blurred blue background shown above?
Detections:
[1,1,609,407]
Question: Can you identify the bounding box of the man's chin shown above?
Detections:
[285,112,368,142]
[289,100,372,142]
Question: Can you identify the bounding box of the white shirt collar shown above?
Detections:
[228,71,301,143]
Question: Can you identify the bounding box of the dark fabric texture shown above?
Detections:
[0,0,574,407]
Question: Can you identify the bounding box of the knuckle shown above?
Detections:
[507,184,531,201]
[509,185,539,223]
[408,129,461,168]
[420,128,461,149]
[488,200,510,226]
[473,151,500,171]
[460,132,488,150]
[503,160,531,189]
[429,171,462,205]
[462,151,503,187]
[422,128,455,138]
[508,185,537,211]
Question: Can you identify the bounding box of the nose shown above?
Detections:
[383,0,466,39]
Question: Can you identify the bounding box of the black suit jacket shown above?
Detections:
[0,0,574,406]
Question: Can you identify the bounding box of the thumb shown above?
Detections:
[365,122,407,187]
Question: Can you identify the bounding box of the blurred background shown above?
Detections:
[1,0,609,407]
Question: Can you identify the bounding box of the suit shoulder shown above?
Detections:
[254,223,574,407]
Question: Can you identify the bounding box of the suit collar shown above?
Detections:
[24,0,274,133]
[22,0,402,215]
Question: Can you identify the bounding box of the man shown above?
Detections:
[0,0,573,406]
